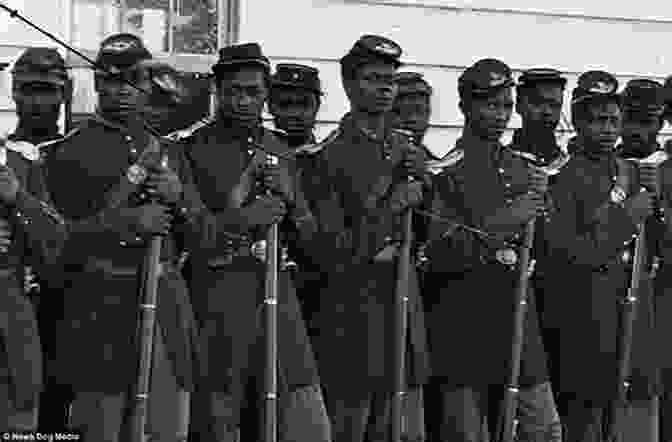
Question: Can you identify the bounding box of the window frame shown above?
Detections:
[65,0,239,73]
[65,0,238,120]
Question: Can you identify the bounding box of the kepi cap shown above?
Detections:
[396,72,433,96]
[95,33,152,72]
[272,63,323,95]
[621,78,664,117]
[517,68,567,89]
[340,35,402,74]
[571,70,619,105]
[136,59,184,105]
[212,42,270,78]
[459,58,514,99]
[12,47,68,87]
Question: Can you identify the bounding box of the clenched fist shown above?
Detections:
[389,180,424,213]
[145,159,182,204]
[0,218,12,253]
[624,190,655,225]
[121,203,174,236]
[638,163,660,195]
[0,164,20,205]
[399,147,426,180]
[260,164,294,204]
[527,167,549,195]
[242,196,287,227]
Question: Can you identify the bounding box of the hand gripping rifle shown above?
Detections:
[495,148,569,442]
[391,131,419,442]
[0,5,188,438]
[606,150,669,442]
[256,151,281,442]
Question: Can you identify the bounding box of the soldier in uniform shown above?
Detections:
[422,59,548,441]
[390,71,441,160]
[619,78,672,441]
[179,43,331,442]
[389,70,437,442]
[0,48,68,432]
[509,68,566,442]
[303,35,431,442]
[6,47,73,432]
[542,71,657,441]
[45,33,208,442]
[268,63,325,332]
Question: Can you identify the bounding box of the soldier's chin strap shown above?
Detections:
[0,2,165,140]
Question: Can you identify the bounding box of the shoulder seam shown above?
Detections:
[293,127,341,155]
[164,116,215,142]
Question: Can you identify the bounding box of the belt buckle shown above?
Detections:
[251,240,267,262]
[495,248,518,266]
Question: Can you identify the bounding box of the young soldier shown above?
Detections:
[422,58,548,441]
[0,47,68,432]
[543,71,657,441]
[304,35,432,442]
[179,43,330,442]
[389,70,436,442]
[509,68,566,442]
[45,33,208,442]
[616,78,668,441]
[268,63,324,332]
[391,72,441,160]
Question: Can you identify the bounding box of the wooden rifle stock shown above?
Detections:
[123,152,167,441]
[392,205,413,442]
[607,221,646,442]
[496,218,536,442]
[125,233,163,442]
[262,153,280,442]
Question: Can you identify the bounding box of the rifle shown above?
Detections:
[123,151,168,442]
[606,150,669,441]
[496,218,535,442]
[606,220,645,442]
[260,152,280,442]
[391,187,413,442]
[495,148,567,442]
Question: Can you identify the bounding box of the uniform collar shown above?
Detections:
[617,141,661,159]
[9,125,60,145]
[342,112,392,144]
[511,128,561,163]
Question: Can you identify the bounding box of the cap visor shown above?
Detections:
[271,80,323,95]
[13,73,65,86]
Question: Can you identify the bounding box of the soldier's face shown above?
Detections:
[269,87,319,138]
[13,82,64,128]
[578,101,622,151]
[95,65,151,119]
[621,113,662,153]
[348,62,398,114]
[517,84,563,131]
[466,88,513,141]
[392,94,431,141]
[216,67,268,126]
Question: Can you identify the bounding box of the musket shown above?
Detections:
[0,6,180,438]
[391,130,418,442]
[122,152,168,442]
[606,149,669,442]
[258,152,280,442]
[495,147,567,442]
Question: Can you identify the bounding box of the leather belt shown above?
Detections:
[84,258,174,277]
[478,247,519,268]
[207,245,254,269]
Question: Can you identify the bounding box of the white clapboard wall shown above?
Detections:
[1,0,672,154]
